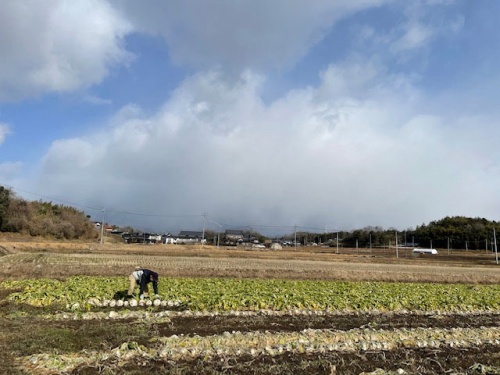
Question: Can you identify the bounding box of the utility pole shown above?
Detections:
[494,228,499,265]
[336,231,339,254]
[100,209,105,245]
[201,213,207,248]
[395,231,399,258]
[208,219,222,249]
[294,226,297,249]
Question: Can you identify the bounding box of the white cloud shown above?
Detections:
[42,138,102,170]
[0,161,23,183]
[5,1,497,232]
[392,21,435,52]
[118,0,390,71]
[391,2,464,53]
[355,3,464,59]
[0,0,132,101]
[36,63,500,232]
[0,122,10,144]
[82,95,113,106]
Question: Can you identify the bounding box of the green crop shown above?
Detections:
[1,277,499,312]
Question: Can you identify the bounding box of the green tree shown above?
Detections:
[0,186,11,231]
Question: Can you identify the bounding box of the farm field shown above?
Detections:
[0,238,499,374]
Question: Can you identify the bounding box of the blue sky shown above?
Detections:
[1,0,500,234]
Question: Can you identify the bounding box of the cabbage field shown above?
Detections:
[3,276,500,312]
[0,243,499,374]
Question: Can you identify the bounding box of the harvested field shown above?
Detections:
[0,239,499,283]
[0,237,499,374]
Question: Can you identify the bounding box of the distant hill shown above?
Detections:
[0,186,97,240]
[340,216,499,250]
[412,216,499,249]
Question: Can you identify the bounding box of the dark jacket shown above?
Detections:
[139,269,159,295]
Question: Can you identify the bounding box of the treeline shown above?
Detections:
[1,184,498,249]
[0,186,97,240]
[286,216,499,251]
[411,216,499,250]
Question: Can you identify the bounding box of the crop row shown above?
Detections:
[16,326,500,373]
[2,276,499,312]
[86,297,182,308]
[44,308,500,324]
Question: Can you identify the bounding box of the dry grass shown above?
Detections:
[0,235,499,283]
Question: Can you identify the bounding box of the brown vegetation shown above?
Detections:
[0,187,97,240]
[0,235,499,284]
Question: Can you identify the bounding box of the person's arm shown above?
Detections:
[139,275,147,295]
[152,280,158,295]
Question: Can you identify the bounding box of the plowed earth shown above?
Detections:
[0,238,499,374]
[74,347,500,375]
[2,305,498,375]
[72,313,500,374]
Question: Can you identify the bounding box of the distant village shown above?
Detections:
[94,222,294,249]
[93,216,500,253]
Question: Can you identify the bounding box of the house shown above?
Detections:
[162,234,176,244]
[122,232,161,244]
[93,222,115,233]
[176,231,205,244]
[225,229,244,241]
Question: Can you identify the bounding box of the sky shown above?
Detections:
[1,0,500,235]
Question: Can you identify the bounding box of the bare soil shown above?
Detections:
[1,298,499,375]
[72,347,500,375]
[0,236,499,374]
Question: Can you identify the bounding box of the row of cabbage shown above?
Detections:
[17,326,500,373]
[2,276,499,312]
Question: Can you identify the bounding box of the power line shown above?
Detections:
[4,184,204,219]
[104,209,203,218]
[4,185,102,211]
[3,184,338,234]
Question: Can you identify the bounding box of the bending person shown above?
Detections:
[127,268,159,299]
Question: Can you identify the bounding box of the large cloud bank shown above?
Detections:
[2,1,500,233]
[39,64,500,232]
